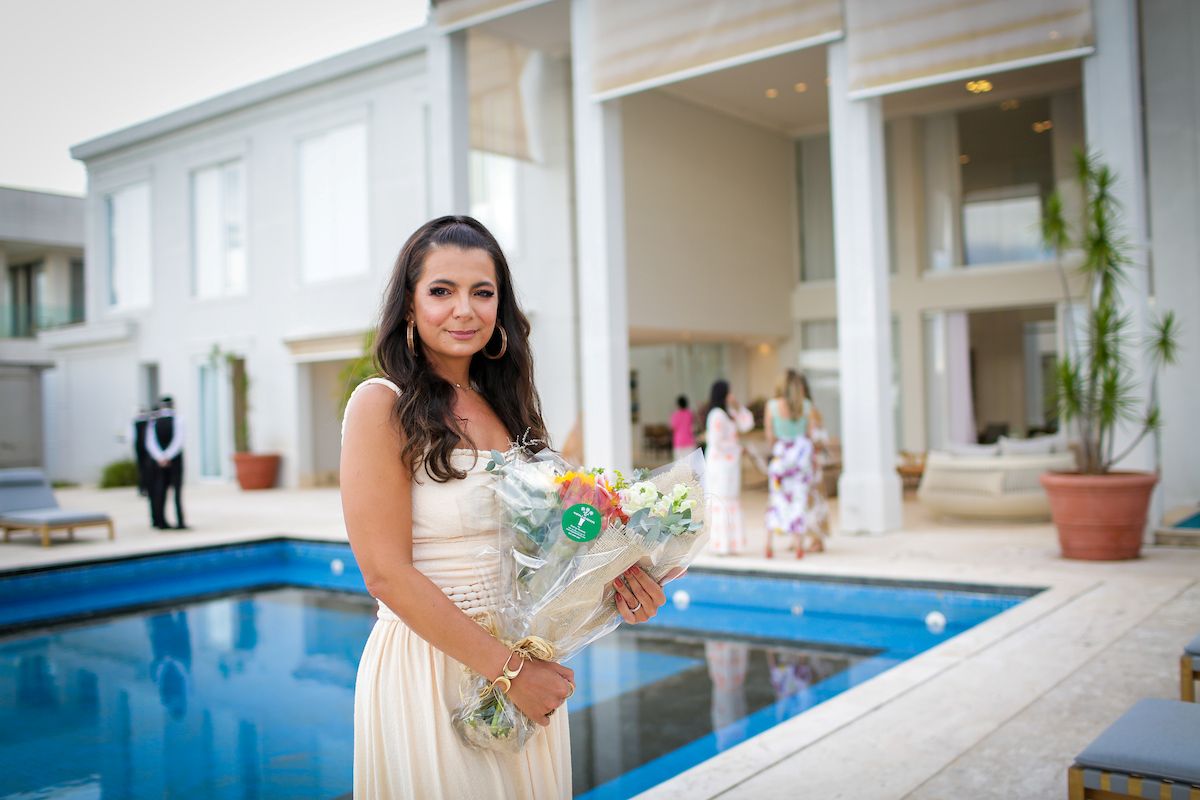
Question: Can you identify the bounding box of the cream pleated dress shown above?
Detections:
[344,377,572,799]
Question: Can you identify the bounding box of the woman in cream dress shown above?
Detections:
[340,217,668,799]
[704,379,755,555]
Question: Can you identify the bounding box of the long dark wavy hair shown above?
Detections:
[374,216,546,482]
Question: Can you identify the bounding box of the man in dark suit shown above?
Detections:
[130,407,153,497]
[146,395,188,530]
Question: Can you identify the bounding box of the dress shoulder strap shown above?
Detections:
[341,377,401,443]
[357,376,402,396]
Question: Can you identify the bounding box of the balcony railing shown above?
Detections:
[2,305,86,339]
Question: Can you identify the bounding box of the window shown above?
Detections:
[796,137,835,282]
[192,160,247,298]
[924,93,1075,271]
[106,182,152,310]
[298,122,368,283]
[469,151,519,257]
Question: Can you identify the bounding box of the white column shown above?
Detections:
[827,41,902,534]
[1083,0,1156,479]
[427,30,470,216]
[570,0,632,470]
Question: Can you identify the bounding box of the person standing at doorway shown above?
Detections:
[146,395,187,530]
[129,407,153,497]
[670,395,697,461]
[704,379,754,555]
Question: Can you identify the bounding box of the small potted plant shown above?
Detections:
[210,346,281,490]
[1039,152,1179,560]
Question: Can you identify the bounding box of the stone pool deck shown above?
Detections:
[2,483,1197,799]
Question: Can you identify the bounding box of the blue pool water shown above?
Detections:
[0,540,1036,799]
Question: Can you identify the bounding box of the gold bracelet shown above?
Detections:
[490,675,512,695]
[502,651,526,681]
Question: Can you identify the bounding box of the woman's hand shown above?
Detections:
[613,565,685,624]
[507,658,575,727]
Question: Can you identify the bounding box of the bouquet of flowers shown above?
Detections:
[452,446,708,751]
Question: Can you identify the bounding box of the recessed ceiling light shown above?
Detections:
[959,154,971,165]
[765,88,779,99]
[1032,120,1054,133]
[1000,99,1020,111]
[966,79,993,94]
[794,82,808,93]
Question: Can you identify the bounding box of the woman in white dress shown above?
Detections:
[704,379,754,555]
[340,216,669,799]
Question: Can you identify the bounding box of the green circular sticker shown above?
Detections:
[562,503,602,542]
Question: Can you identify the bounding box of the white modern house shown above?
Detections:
[0,187,85,469]
[54,0,1199,534]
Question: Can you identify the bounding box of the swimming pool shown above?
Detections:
[0,540,1037,799]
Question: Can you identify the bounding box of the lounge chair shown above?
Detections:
[1184,634,1200,703]
[1068,698,1200,799]
[0,468,114,548]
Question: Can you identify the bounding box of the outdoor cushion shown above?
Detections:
[0,469,58,513]
[944,442,1000,457]
[1186,633,1200,657]
[1074,698,1200,786]
[0,508,109,526]
[998,434,1061,456]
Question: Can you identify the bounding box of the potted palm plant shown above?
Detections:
[1039,152,1179,560]
[209,347,281,490]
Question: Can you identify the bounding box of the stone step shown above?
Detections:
[1155,526,1200,547]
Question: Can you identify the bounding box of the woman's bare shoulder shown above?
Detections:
[342,382,403,446]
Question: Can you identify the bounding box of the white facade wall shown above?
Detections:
[621,90,797,342]
[1142,0,1200,514]
[56,50,431,486]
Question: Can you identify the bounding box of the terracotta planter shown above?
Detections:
[1040,471,1158,560]
[233,452,281,491]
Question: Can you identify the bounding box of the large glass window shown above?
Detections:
[924,93,1077,271]
[192,160,247,298]
[469,151,519,257]
[106,182,152,310]
[298,123,368,283]
[796,137,834,282]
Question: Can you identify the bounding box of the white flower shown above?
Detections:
[619,480,659,513]
[651,497,673,517]
[521,460,560,493]
[677,496,698,514]
[669,483,690,504]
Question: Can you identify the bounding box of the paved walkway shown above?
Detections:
[2,483,1197,799]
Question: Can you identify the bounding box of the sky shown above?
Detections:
[0,0,428,196]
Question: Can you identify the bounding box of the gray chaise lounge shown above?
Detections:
[1068,698,1200,799]
[0,468,114,548]
[1184,634,1200,703]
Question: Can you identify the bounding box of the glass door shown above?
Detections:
[198,362,223,478]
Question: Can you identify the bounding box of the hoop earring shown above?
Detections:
[484,326,508,360]
[407,320,416,355]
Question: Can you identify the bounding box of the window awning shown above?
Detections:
[845,0,1093,98]
[433,0,555,31]
[469,31,534,161]
[590,0,843,101]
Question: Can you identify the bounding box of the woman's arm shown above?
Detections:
[764,399,776,449]
[341,385,572,724]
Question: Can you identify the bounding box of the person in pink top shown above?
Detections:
[670,395,697,460]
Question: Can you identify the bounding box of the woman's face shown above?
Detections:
[410,246,500,361]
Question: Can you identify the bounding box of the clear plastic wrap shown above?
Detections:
[451,447,709,751]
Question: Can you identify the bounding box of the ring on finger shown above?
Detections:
[629,601,642,612]
[565,681,575,699]
[547,708,556,718]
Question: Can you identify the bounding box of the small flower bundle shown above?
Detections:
[451,448,708,751]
